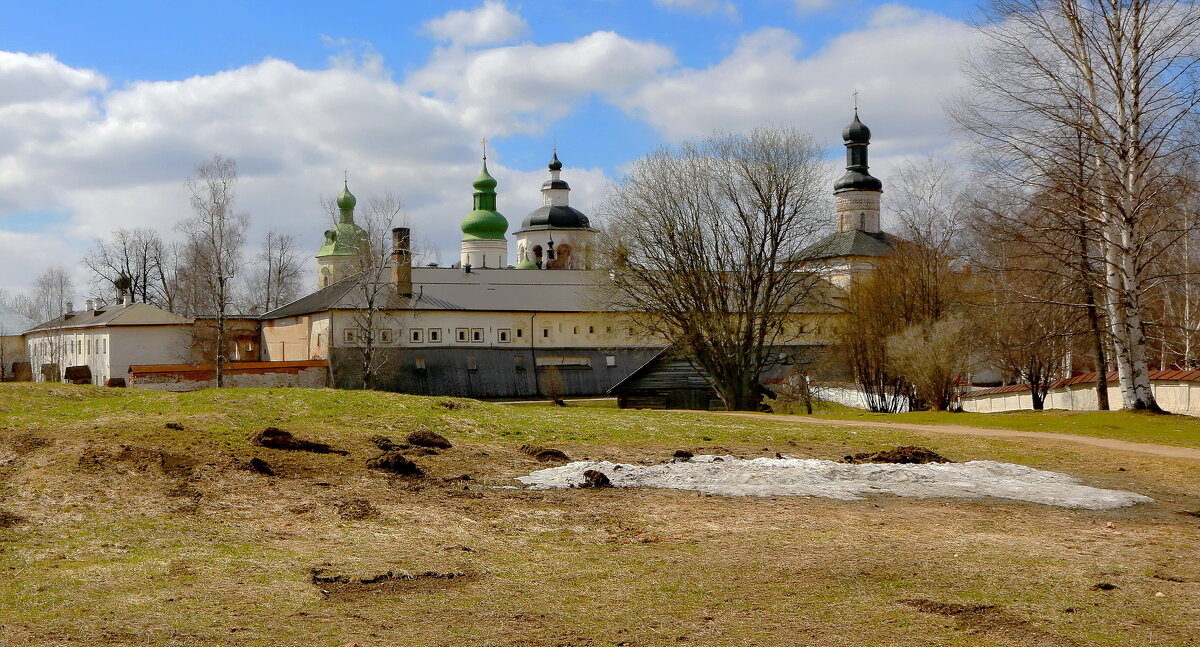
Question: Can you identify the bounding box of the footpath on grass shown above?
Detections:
[721,412,1200,461]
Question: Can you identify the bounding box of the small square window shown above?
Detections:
[572,326,579,334]
[415,357,426,370]
[466,356,478,371]
[471,328,484,343]
[606,355,617,367]
[428,329,441,343]
[344,329,358,344]
[456,328,469,342]
[410,329,424,343]
[542,329,550,338]
[498,329,511,343]
[588,326,595,334]
[516,328,524,338]
[376,328,394,344]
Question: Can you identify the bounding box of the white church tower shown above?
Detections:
[459,144,509,269]
[513,151,596,270]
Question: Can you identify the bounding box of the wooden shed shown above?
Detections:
[608,351,773,411]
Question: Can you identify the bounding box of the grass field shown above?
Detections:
[1,383,1198,646]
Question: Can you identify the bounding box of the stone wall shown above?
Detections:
[128,360,328,392]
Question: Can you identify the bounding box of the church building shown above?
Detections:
[258,112,880,399]
[793,111,897,286]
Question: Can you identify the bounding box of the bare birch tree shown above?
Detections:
[598,126,829,411]
[244,230,303,314]
[955,0,1200,411]
[178,155,248,387]
[81,228,168,305]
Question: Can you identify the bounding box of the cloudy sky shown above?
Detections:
[0,0,977,296]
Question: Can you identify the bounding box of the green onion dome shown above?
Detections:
[336,181,356,210]
[461,160,508,240]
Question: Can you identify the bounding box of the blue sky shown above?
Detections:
[0,0,977,296]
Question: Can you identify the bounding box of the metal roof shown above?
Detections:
[261,266,614,320]
[24,302,191,333]
[793,230,898,262]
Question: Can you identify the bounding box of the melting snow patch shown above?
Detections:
[516,455,1153,510]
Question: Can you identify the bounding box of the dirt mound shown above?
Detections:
[311,568,472,599]
[580,469,613,488]
[368,435,407,451]
[366,452,423,476]
[903,599,994,616]
[246,457,274,476]
[0,508,25,528]
[520,445,570,462]
[673,450,694,459]
[843,446,952,464]
[437,400,470,410]
[335,498,379,520]
[165,422,184,431]
[252,428,348,455]
[407,430,452,449]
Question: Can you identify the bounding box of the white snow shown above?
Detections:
[516,455,1154,510]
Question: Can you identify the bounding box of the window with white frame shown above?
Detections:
[376,328,394,344]
[428,329,441,343]
[471,328,484,343]
[410,328,423,343]
[344,329,358,344]
[455,328,469,342]
[497,329,511,343]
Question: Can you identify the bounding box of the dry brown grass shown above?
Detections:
[1,385,1198,646]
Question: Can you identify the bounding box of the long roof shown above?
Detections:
[261,266,613,319]
[25,302,191,333]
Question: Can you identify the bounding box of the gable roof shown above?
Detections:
[25,302,191,333]
[0,304,33,335]
[793,229,898,262]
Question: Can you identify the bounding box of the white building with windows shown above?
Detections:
[23,300,192,385]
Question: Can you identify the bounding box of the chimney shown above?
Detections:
[122,292,132,306]
[85,298,94,311]
[391,227,412,297]
[65,301,74,315]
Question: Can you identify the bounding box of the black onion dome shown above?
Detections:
[842,112,871,143]
[548,151,563,171]
[519,205,591,231]
[834,170,883,192]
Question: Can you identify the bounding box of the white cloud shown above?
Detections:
[423,1,529,48]
[654,0,739,17]
[409,31,675,135]
[617,7,978,181]
[0,31,647,294]
[0,4,978,298]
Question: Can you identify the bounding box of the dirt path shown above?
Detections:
[720,412,1200,461]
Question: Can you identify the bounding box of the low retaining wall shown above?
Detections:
[962,370,1200,416]
[128,360,329,392]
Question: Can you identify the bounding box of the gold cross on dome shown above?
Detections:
[481,137,489,160]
